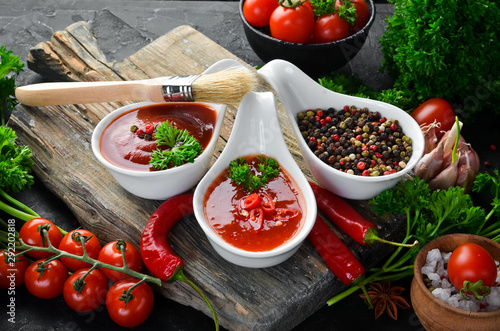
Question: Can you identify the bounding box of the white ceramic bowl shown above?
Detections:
[91,59,245,200]
[193,91,317,268]
[258,59,425,200]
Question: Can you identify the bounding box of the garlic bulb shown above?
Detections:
[414,117,479,193]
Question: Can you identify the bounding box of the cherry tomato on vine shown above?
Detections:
[269,1,315,44]
[24,258,68,299]
[63,268,109,312]
[19,218,63,259]
[243,0,279,28]
[0,250,28,289]
[447,243,498,291]
[58,229,101,271]
[106,279,154,328]
[98,240,143,282]
[410,98,456,139]
[312,13,350,44]
[335,0,370,33]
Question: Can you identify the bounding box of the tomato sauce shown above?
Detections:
[203,155,305,252]
[99,103,216,171]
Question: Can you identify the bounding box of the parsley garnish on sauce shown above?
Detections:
[228,155,280,193]
[149,121,202,170]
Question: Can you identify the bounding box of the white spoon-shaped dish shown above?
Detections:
[91,59,245,200]
[258,59,425,200]
[193,91,317,268]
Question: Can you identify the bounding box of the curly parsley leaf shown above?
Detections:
[0,46,24,126]
[379,0,500,119]
[318,71,417,111]
[228,155,280,193]
[0,126,33,193]
[149,121,202,170]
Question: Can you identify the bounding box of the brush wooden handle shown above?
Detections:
[15,79,166,107]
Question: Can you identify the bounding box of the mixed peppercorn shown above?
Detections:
[130,123,156,140]
[297,105,413,176]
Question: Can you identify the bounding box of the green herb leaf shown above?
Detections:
[0,126,33,193]
[318,71,417,111]
[149,121,202,170]
[228,156,280,193]
[0,46,24,126]
[379,0,500,119]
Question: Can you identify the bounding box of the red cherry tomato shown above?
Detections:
[19,218,63,259]
[410,98,456,139]
[269,2,315,43]
[24,258,68,299]
[447,243,498,291]
[59,229,102,271]
[98,240,143,282]
[106,279,154,328]
[335,0,370,33]
[0,250,28,289]
[63,268,109,312]
[312,13,350,44]
[243,0,279,28]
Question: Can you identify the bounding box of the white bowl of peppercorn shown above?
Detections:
[258,59,425,200]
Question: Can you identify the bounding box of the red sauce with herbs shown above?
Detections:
[99,103,216,171]
[203,155,305,252]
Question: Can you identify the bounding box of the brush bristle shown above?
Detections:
[192,67,258,104]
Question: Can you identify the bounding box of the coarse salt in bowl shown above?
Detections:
[411,234,500,331]
[258,59,425,200]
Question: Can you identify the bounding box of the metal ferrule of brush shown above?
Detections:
[162,75,201,102]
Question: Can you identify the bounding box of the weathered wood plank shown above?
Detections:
[9,21,405,331]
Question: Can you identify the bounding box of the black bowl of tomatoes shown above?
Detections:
[239,0,375,78]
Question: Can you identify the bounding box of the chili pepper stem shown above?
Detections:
[364,229,419,248]
[358,283,374,309]
[327,285,361,306]
[174,270,219,331]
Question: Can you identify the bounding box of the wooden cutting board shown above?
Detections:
[8,22,405,331]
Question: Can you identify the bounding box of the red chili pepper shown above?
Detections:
[261,193,275,214]
[140,194,219,330]
[309,182,415,248]
[308,215,366,286]
[309,181,377,245]
[249,207,264,233]
[241,193,263,210]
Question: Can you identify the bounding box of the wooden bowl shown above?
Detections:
[411,233,500,331]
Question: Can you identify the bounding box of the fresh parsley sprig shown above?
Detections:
[0,126,33,193]
[149,121,202,170]
[328,173,500,306]
[0,46,24,126]
[228,155,280,193]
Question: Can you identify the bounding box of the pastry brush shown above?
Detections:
[15,67,258,107]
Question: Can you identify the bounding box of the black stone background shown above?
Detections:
[0,1,498,330]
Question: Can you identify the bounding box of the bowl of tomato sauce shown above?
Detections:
[92,101,225,200]
[239,0,375,78]
[193,91,317,268]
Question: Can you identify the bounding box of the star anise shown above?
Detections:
[359,280,411,320]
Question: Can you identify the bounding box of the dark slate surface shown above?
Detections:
[0,1,498,331]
